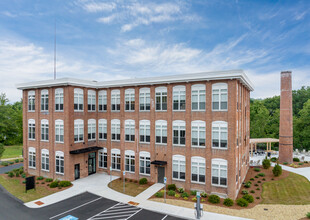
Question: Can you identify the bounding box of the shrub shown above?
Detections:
[175,193,180,198]
[258,173,265,177]
[254,184,258,186]
[41,182,45,184]
[283,162,288,165]
[22,180,26,184]
[21,174,26,178]
[201,192,207,198]
[36,182,39,184]
[243,194,254,203]
[272,162,282,177]
[223,198,234,207]
[244,183,251,188]
[59,181,72,187]
[236,198,248,207]
[49,181,59,188]
[258,181,261,183]
[262,178,266,181]
[139,178,147,185]
[242,190,248,195]
[4,172,8,174]
[256,197,260,199]
[9,161,14,165]
[250,178,254,181]
[1,162,8,166]
[20,159,24,162]
[15,159,19,163]
[181,192,189,198]
[8,172,14,178]
[155,192,163,198]
[293,157,300,162]
[167,184,176,191]
[160,189,165,193]
[183,197,188,200]
[201,199,205,202]
[178,187,184,193]
[15,172,20,177]
[45,178,53,182]
[250,190,255,193]
[168,190,175,196]
[270,157,277,162]
[262,157,271,169]
[192,197,197,201]
[255,176,259,178]
[256,188,260,190]
[254,168,261,172]
[208,195,220,204]
[190,190,197,196]
[129,179,132,182]
[306,212,310,219]
[271,178,274,180]
[299,162,304,165]
[37,176,44,180]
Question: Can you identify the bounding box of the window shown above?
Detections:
[191,157,205,183]
[55,120,64,142]
[99,148,107,168]
[41,149,49,171]
[111,119,120,141]
[125,150,135,173]
[88,90,96,111]
[155,87,167,111]
[41,119,49,141]
[139,151,150,175]
[212,83,228,111]
[139,120,150,143]
[139,88,150,111]
[98,119,107,140]
[125,120,135,142]
[111,149,121,171]
[98,90,107,111]
[74,88,83,111]
[125,89,135,111]
[155,120,167,144]
[173,86,186,111]
[212,121,228,149]
[173,120,185,145]
[55,151,64,174]
[41,90,48,111]
[191,121,205,147]
[88,119,96,141]
[212,159,227,187]
[111,90,120,111]
[28,119,35,140]
[74,119,84,142]
[28,147,36,169]
[191,84,205,111]
[55,88,64,111]
[28,91,35,111]
[172,155,185,181]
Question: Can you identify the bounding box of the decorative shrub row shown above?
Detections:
[139,178,147,185]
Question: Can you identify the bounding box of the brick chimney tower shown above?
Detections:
[279,71,293,164]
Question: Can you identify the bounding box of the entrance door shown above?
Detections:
[158,166,165,183]
[88,152,96,175]
[74,164,80,180]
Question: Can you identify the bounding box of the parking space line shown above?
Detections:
[161,215,168,220]
[125,209,142,220]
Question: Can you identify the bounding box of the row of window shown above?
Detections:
[27,83,228,112]
[99,149,227,186]
[28,119,228,149]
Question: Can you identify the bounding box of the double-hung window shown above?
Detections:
[99,148,107,168]
[41,149,49,171]
[41,119,49,141]
[212,121,228,149]
[125,89,135,111]
[111,149,121,171]
[173,86,186,111]
[41,90,48,111]
[125,120,135,142]
[98,119,107,140]
[98,90,107,111]
[111,90,120,111]
[125,150,135,173]
[28,147,36,169]
[139,88,150,111]
[55,88,64,111]
[28,119,35,140]
[55,151,64,175]
[173,120,186,145]
[191,121,205,147]
[191,157,205,183]
[74,88,83,111]
[74,119,84,142]
[155,120,167,144]
[88,90,96,111]
[191,84,205,111]
[172,155,185,180]
[88,119,96,141]
[212,159,227,187]
[55,119,64,142]
[111,119,120,141]
[155,87,167,111]
[28,91,35,111]
[212,83,228,111]
[139,151,150,175]
[139,120,150,143]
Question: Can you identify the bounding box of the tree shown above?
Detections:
[250,100,269,138]
[294,99,310,151]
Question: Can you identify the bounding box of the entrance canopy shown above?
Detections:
[249,138,279,157]
[151,160,167,166]
[70,146,103,154]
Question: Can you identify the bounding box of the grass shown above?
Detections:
[108,179,150,197]
[0,175,55,203]
[1,145,23,159]
[262,173,310,205]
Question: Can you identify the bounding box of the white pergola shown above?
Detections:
[249,138,279,157]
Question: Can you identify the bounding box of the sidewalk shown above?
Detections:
[272,162,310,181]
[134,183,164,202]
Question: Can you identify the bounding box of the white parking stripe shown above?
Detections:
[161,215,168,220]
[125,209,142,220]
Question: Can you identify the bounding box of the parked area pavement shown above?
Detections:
[0,162,23,174]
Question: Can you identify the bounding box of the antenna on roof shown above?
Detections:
[54,18,56,80]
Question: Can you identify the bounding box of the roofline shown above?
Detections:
[16,69,254,91]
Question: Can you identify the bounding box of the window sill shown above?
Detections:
[111,111,120,113]
[155,143,167,146]
[173,144,186,147]
[40,140,49,142]
[28,111,35,113]
[55,110,64,112]
[125,110,135,112]
[55,141,64,144]
[191,110,206,112]
[88,111,96,112]
[125,171,135,174]
[191,146,206,149]
[55,172,64,175]
[139,173,150,176]
[88,139,96,142]
[41,111,49,113]
[172,178,185,182]
[29,167,36,170]
[111,169,120,172]
[41,169,49,172]
[28,139,36,141]
[212,109,228,112]
[191,181,205,185]
[211,184,227,188]
[74,110,84,112]
[111,140,120,142]
[98,111,107,113]
[74,141,84,143]
[172,109,186,112]
[125,140,135,143]
[98,139,107,141]
[99,166,107,169]
[140,142,150,144]
[155,110,167,112]
[211,147,228,150]
[139,110,150,112]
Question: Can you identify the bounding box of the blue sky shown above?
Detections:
[0,0,309,102]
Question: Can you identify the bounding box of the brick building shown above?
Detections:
[17,69,253,199]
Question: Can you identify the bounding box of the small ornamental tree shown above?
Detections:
[262,157,271,169]
[272,162,282,177]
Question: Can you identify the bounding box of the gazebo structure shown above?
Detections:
[250,138,279,157]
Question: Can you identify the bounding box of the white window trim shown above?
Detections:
[125,119,135,142]
[173,86,186,111]
[139,120,150,144]
[98,90,107,112]
[111,148,121,171]
[111,119,120,142]
[99,148,107,169]
[191,156,206,184]
[173,120,186,146]
[41,89,49,112]
[41,149,49,172]
[28,90,35,112]
[98,119,107,140]
[191,84,206,111]
[212,121,228,150]
[55,119,64,143]
[139,88,150,112]
[74,119,84,143]
[155,120,167,145]
[88,90,96,112]
[125,150,135,173]
[125,89,135,112]
[41,119,49,142]
[139,151,151,176]
[172,155,186,181]
[55,151,64,175]
[88,119,96,141]
[111,89,120,112]
[74,88,84,112]
[155,86,167,112]
[55,88,64,112]
[212,83,228,111]
[28,119,36,140]
[191,120,206,148]
[28,147,36,169]
[211,158,228,188]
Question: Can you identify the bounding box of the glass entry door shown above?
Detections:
[74,164,80,180]
[88,152,96,175]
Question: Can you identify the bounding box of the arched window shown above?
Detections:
[41,119,49,141]
[88,90,96,111]
[173,86,186,111]
[155,120,167,144]
[28,119,35,140]
[155,87,167,111]
[139,120,150,143]
[212,83,228,111]
[125,89,135,111]
[212,121,228,149]
[191,84,205,111]
[191,156,205,183]
[28,90,35,111]
[125,150,135,173]
[191,121,205,147]
[125,119,135,142]
[111,90,120,111]
[173,120,185,145]
[41,89,49,111]
[139,88,150,111]
[74,119,84,142]
[74,88,83,111]
[212,159,228,186]
[172,155,185,180]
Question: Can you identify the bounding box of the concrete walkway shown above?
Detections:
[272,163,310,181]
[134,183,164,202]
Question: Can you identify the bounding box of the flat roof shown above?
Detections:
[16,69,254,91]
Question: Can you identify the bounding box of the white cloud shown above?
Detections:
[97,14,117,24]
[294,11,307,21]
[79,1,116,12]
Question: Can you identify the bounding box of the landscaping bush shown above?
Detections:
[262,178,266,181]
[258,173,265,177]
[253,168,261,172]
[256,188,260,190]
[177,187,184,193]
[283,162,288,165]
[168,190,175,196]
[49,181,59,188]
[262,157,271,169]
[9,161,14,165]
[223,198,234,207]
[139,178,148,185]
[256,197,260,199]
[236,198,248,207]
[181,192,189,198]
[183,197,188,200]
[15,172,19,177]
[190,190,197,196]
[208,195,220,204]
[242,190,248,195]
[155,192,164,198]
[306,212,310,219]
[45,178,53,182]
[59,181,72,187]
[244,182,251,188]
[41,182,45,184]
[4,172,8,174]
[15,159,19,163]
[21,173,26,178]
[270,157,277,162]
[36,182,39,184]
[1,162,8,166]
[255,175,259,178]
[22,180,26,184]
[250,190,255,194]
[272,162,282,177]
[8,172,14,178]
[167,184,176,191]
[201,199,205,202]
[37,176,44,180]
[192,197,197,201]
[298,162,304,165]
[250,178,254,181]
[258,181,261,183]
[254,184,258,186]
[201,192,207,198]
[293,157,300,162]
[175,193,180,198]
[20,159,23,162]
[243,194,254,203]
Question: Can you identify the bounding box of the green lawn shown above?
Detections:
[1,145,22,159]
[262,172,310,205]
[108,179,150,197]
